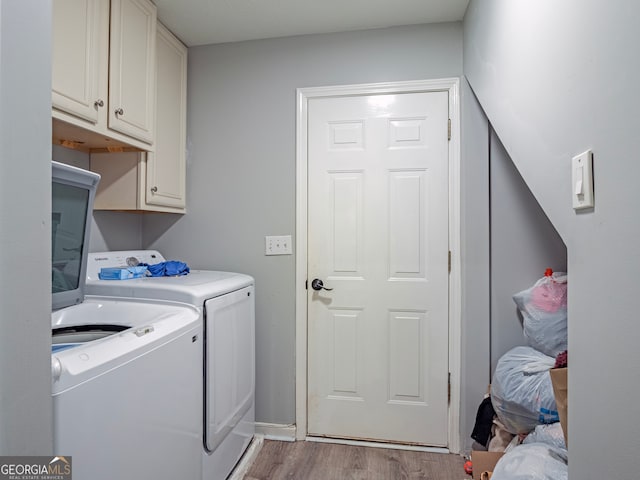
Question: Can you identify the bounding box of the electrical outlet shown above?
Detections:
[265,235,292,255]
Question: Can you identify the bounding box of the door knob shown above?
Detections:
[311,278,333,291]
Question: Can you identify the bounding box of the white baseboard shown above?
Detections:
[228,435,264,480]
[305,436,450,454]
[255,422,297,442]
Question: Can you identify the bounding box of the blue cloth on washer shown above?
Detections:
[99,266,149,280]
[142,261,190,277]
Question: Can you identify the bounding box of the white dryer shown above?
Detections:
[86,250,255,480]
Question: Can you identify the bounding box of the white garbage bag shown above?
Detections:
[523,423,566,450]
[491,443,568,480]
[491,346,559,434]
[513,271,567,358]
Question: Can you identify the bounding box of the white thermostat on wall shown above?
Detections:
[572,149,594,210]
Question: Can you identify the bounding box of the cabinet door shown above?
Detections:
[108,0,156,144]
[146,23,187,209]
[52,0,108,123]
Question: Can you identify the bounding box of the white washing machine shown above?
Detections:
[52,297,202,480]
[52,162,203,480]
[86,250,255,480]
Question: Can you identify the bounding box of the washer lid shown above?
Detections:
[51,162,100,311]
[51,297,200,329]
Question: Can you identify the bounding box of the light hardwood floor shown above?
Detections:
[244,440,470,480]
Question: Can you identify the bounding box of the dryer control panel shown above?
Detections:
[87,250,166,280]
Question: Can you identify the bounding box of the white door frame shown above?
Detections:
[295,78,462,453]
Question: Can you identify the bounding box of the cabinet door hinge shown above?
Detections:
[447,118,451,141]
[448,250,452,273]
[448,372,451,404]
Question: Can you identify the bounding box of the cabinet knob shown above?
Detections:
[115,108,124,116]
[94,99,104,108]
[150,186,158,194]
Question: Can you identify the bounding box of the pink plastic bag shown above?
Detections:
[513,270,567,357]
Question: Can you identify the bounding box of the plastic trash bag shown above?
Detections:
[523,423,566,450]
[491,443,568,480]
[513,271,567,357]
[491,346,559,434]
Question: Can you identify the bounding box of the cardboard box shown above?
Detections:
[471,451,504,480]
[550,367,568,446]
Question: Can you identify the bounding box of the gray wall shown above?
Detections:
[489,128,567,372]
[89,211,143,252]
[460,90,568,448]
[0,0,53,455]
[459,79,490,451]
[464,1,640,477]
[52,145,143,252]
[143,23,467,426]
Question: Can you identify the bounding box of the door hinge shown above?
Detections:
[448,250,452,273]
[447,118,451,141]
[448,372,451,404]
[305,279,308,290]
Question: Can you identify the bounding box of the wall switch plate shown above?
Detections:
[265,235,292,255]
[572,149,594,210]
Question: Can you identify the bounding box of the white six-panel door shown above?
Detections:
[307,91,450,446]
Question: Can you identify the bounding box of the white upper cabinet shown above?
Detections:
[52,0,108,124]
[108,0,157,144]
[54,1,187,213]
[52,0,157,150]
[89,21,187,213]
[146,23,187,210]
